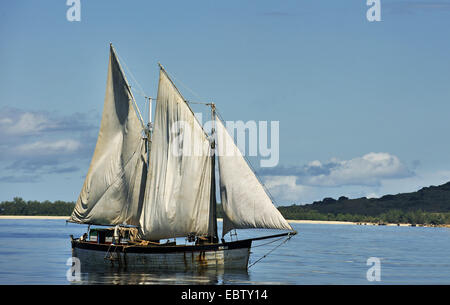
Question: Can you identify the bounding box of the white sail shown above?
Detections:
[70,45,147,226]
[215,116,293,236]
[138,68,214,240]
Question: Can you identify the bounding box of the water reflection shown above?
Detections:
[76,268,250,285]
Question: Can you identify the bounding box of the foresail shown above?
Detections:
[70,45,147,226]
[139,68,213,240]
[215,116,293,237]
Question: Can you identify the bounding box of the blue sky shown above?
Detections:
[1,0,450,205]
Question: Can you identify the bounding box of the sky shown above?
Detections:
[1,0,450,205]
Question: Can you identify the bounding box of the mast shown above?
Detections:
[146,96,153,169]
[148,97,152,129]
[209,102,218,243]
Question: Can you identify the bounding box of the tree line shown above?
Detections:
[277,205,450,225]
[0,197,75,216]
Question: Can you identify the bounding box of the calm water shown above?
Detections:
[0,219,449,284]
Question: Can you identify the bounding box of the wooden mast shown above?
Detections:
[146,96,153,169]
[209,102,218,243]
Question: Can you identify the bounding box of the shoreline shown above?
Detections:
[0,215,448,228]
[0,215,69,220]
[288,219,450,228]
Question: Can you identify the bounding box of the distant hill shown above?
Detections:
[277,182,450,225]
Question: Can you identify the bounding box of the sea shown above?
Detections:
[0,219,449,285]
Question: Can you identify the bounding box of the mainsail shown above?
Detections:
[138,67,215,240]
[215,115,293,236]
[70,45,147,226]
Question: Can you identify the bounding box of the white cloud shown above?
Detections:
[260,152,413,188]
[0,107,96,139]
[257,152,417,204]
[16,139,82,155]
[304,152,413,187]
[0,107,97,181]
[0,117,13,125]
[308,160,322,167]
[1,112,50,136]
[262,175,313,203]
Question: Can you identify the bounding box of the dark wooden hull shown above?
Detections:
[71,238,252,270]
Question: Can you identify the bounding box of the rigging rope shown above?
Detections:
[251,236,285,248]
[161,67,210,102]
[186,100,212,105]
[248,234,294,269]
[112,46,148,127]
[115,51,148,99]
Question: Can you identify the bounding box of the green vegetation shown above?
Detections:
[0,197,75,216]
[277,182,450,225]
[3,181,450,226]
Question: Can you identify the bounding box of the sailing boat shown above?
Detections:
[68,44,296,270]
